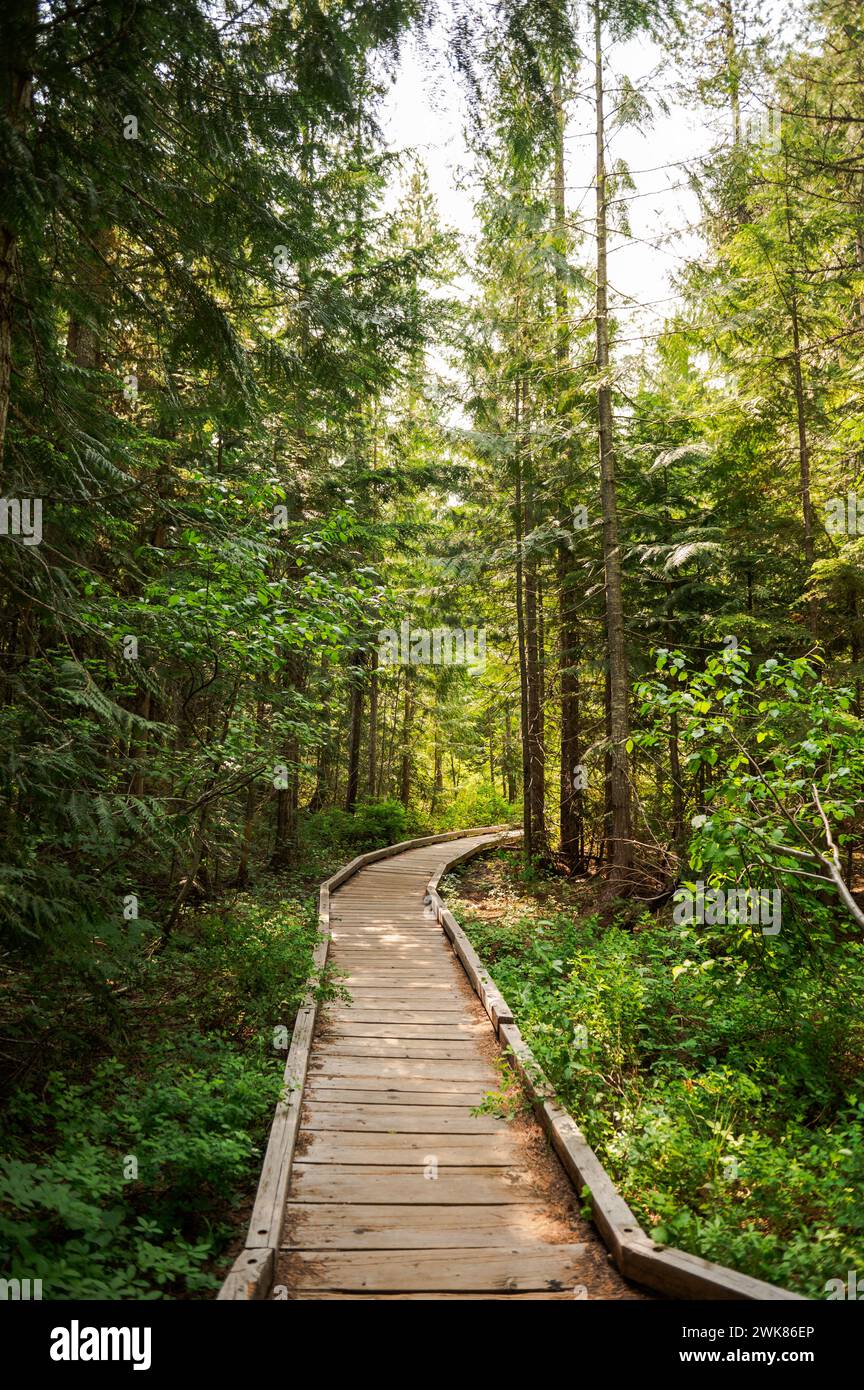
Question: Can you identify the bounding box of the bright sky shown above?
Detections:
[381,3,788,363]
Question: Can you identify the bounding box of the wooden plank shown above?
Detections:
[339,985,462,995]
[333,989,463,999]
[334,969,459,980]
[284,1244,588,1292]
[331,957,454,969]
[330,951,451,963]
[323,1021,487,1040]
[537,1098,642,1262]
[297,1131,518,1165]
[289,1163,545,1205]
[306,1071,488,1094]
[293,1291,577,1300]
[319,1038,478,1060]
[332,955,449,964]
[282,1203,552,1250]
[438,905,514,1034]
[324,1007,467,1022]
[304,1084,494,1106]
[243,1001,317,1252]
[328,923,438,930]
[330,940,441,948]
[307,1056,498,1082]
[301,1103,509,1133]
[217,1247,274,1301]
[330,934,444,944]
[338,979,461,990]
[619,1236,806,1301]
[333,905,427,911]
[332,898,430,903]
[335,901,427,907]
[329,999,465,1011]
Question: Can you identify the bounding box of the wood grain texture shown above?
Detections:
[271,829,647,1301]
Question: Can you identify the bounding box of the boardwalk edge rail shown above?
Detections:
[219,825,805,1302]
[428,833,807,1303]
[217,824,511,1300]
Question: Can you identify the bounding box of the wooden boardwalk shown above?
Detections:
[275,832,645,1300]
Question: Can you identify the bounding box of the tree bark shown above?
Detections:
[513,379,534,863]
[367,644,378,800]
[271,658,303,868]
[399,676,413,808]
[593,3,633,882]
[504,703,517,803]
[344,651,364,812]
[552,67,586,874]
[520,377,551,862]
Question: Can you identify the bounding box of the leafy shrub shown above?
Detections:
[301,798,428,854]
[430,782,516,833]
[0,887,323,1298]
[0,1047,281,1298]
[449,886,864,1299]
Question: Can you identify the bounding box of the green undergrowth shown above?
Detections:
[299,784,518,854]
[1,795,522,1300]
[0,877,336,1299]
[445,851,864,1299]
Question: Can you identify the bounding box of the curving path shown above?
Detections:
[275,832,646,1300]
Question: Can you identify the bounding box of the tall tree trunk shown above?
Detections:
[399,676,413,808]
[513,379,534,863]
[367,644,378,800]
[553,67,585,874]
[594,3,633,882]
[504,704,517,803]
[308,658,334,813]
[788,295,816,629]
[382,668,401,798]
[781,158,817,634]
[234,698,265,886]
[344,651,364,812]
[432,742,443,813]
[272,766,299,869]
[521,379,550,862]
[669,708,684,849]
[559,565,585,872]
[271,658,303,868]
[787,299,816,629]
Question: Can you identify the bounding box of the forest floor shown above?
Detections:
[0,852,345,1300]
[443,848,864,1301]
